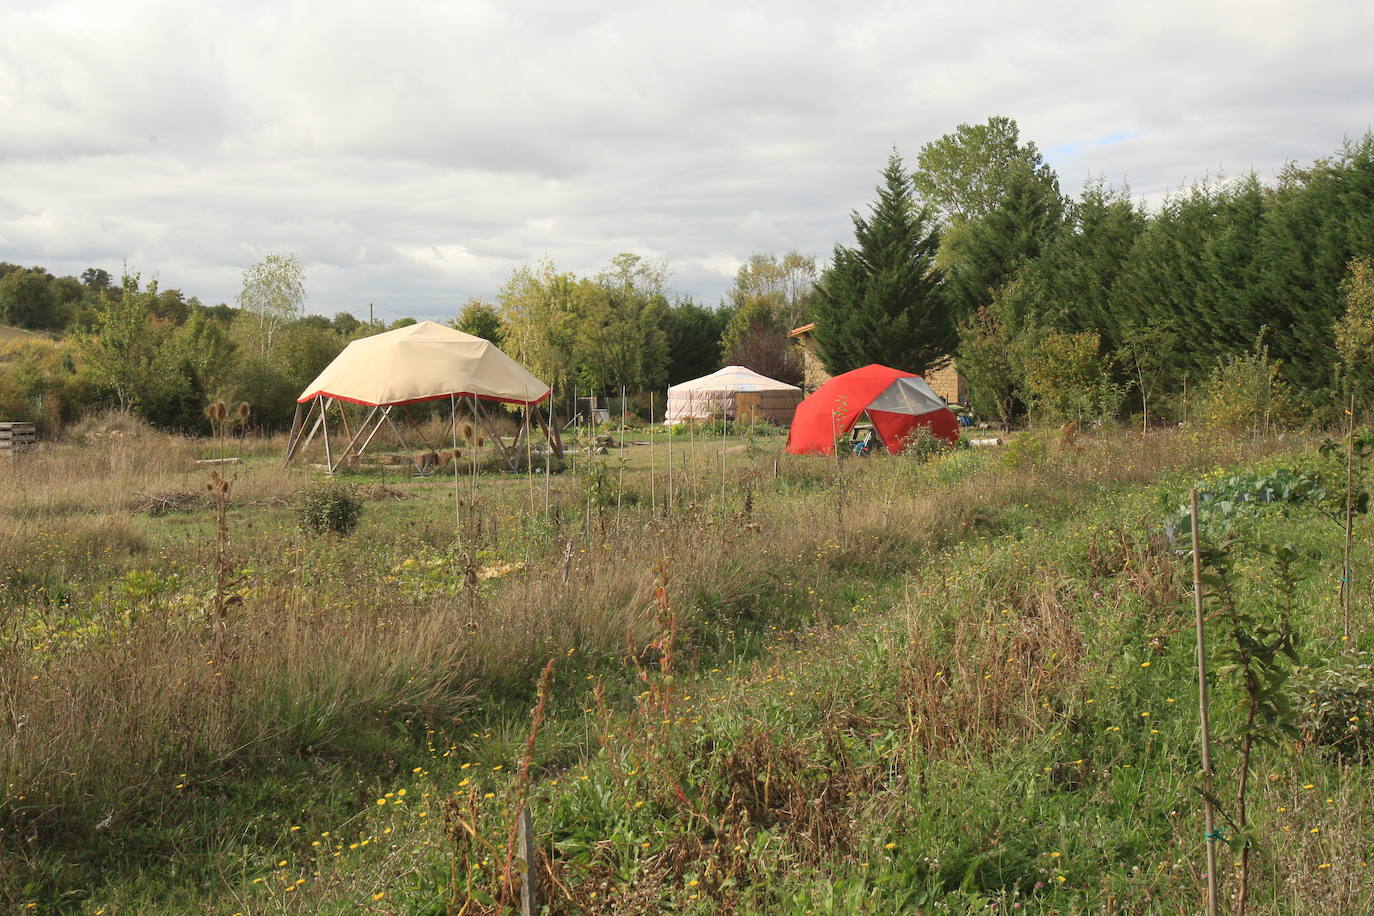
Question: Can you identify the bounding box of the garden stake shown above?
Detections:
[720,398,727,514]
[649,390,656,513]
[1191,488,1220,916]
[619,384,626,511]
[1342,392,1355,637]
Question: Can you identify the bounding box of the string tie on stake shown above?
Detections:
[1205,828,1226,842]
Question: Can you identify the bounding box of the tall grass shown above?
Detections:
[1,423,1304,909]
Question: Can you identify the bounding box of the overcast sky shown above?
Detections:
[2,0,1371,322]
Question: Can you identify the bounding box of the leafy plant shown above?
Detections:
[1166,468,1325,544]
[900,424,947,462]
[1194,536,1304,916]
[1195,333,1292,433]
[1000,433,1047,470]
[1294,652,1374,763]
[296,479,363,536]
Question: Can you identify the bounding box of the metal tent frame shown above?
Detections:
[284,395,563,475]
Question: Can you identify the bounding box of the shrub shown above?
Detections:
[900,424,947,462]
[1195,335,1294,433]
[1294,652,1374,762]
[1000,433,1048,470]
[296,479,363,536]
[1019,330,1123,425]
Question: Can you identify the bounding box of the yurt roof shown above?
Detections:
[297,320,550,407]
[668,365,801,394]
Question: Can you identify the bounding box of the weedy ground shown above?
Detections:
[2,416,1372,913]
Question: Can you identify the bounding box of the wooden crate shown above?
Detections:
[0,421,36,455]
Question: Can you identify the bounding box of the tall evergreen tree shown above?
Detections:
[1257,137,1374,390]
[942,161,1064,317]
[811,153,952,375]
[1108,183,1223,376]
[1039,179,1146,345]
[1193,174,1268,350]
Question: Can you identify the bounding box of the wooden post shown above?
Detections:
[1342,392,1356,638]
[451,394,462,534]
[720,395,727,512]
[650,390,656,513]
[619,384,626,511]
[1191,489,1220,916]
[517,806,537,916]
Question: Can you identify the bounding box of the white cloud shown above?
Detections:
[1,0,1372,317]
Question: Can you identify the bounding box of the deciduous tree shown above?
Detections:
[236,253,305,355]
[915,116,1058,225]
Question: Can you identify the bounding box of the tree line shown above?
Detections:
[0,247,817,434]
[4,120,1373,436]
[810,120,1374,428]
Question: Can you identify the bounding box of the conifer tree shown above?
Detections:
[811,153,953,375]
[942,162,1064,317]
[1039,179,1145,346]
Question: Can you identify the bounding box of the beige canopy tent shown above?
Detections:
[665,366,803,425]
[284,321,561,472]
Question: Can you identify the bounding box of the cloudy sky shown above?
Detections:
[2,0,1371,322]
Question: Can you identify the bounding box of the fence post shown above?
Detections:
[518,806,537,916]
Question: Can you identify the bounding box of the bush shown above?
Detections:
[1195,336,1294,433]
[1000,433,1048,470]
[296,480,363,536]
[1294,652,1374,762]
[1019,330,1123,425]
[900,424,947,462]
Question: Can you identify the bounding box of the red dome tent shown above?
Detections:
[786,364,959,455]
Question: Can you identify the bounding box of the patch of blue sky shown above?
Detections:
[1047,131,1142,160]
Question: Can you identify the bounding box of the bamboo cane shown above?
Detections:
[1192,489,1220,916]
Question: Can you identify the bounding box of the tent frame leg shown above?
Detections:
[321,398,335,473]
[295,400,327,463]
[284,402,309,464]
[473,398,519,472]
[532,401,564,459]
[336,405,380,466]
[355,406,390,459]
[383,410,424,474]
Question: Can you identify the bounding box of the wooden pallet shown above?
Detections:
[0,421,36,455]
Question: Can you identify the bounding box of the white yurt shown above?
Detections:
[664,366,803,424]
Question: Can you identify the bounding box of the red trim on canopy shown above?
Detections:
[297,388,551,408]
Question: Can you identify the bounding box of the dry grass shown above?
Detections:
[1,422,1305,909]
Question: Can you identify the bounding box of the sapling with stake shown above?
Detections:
[1195,528,1302,916]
